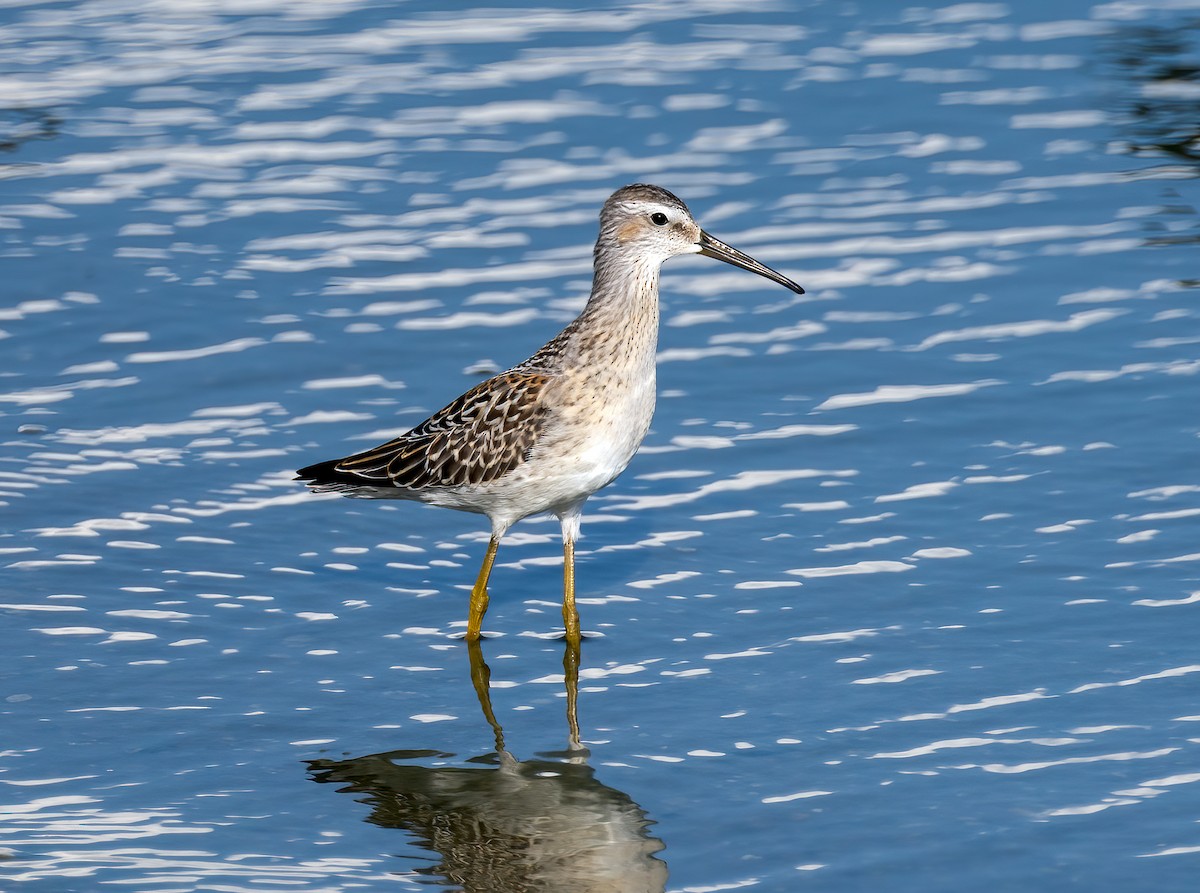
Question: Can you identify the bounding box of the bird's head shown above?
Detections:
[598,184,804,294]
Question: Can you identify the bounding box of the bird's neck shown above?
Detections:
[520,251,663,379]
[585,253,660,306]
[574,256,661,368]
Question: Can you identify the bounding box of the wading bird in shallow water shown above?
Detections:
[297,184,804,645]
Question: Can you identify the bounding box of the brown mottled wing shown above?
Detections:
[330,371,551,489]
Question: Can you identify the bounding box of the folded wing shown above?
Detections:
[297,371,551,491]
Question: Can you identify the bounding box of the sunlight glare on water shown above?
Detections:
[1,0,1198,890]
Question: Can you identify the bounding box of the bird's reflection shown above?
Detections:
[307,641,668,892]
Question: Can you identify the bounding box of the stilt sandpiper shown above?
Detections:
[298,184,804,645]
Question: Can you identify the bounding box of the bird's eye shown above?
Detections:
[650,212,669,226]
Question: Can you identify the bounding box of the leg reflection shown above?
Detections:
[307,641,667,891]
[468,637,586,758]
[467,637,506,756]
[563,638,583,754]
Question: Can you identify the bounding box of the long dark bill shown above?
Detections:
[697,230,804,295]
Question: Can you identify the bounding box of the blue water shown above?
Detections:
[2,1,1198,890]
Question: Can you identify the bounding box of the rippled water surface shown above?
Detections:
[2,1,1199,890]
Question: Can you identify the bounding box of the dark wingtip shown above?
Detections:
[296,458,348,484]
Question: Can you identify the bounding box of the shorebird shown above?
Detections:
[297,184,803,644]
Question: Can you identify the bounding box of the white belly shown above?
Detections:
[426,368,655,526]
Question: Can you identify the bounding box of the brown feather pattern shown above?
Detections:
[332,370,552,490]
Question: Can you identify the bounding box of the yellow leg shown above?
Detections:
[562,538,580,645]
[466,536,499,641]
